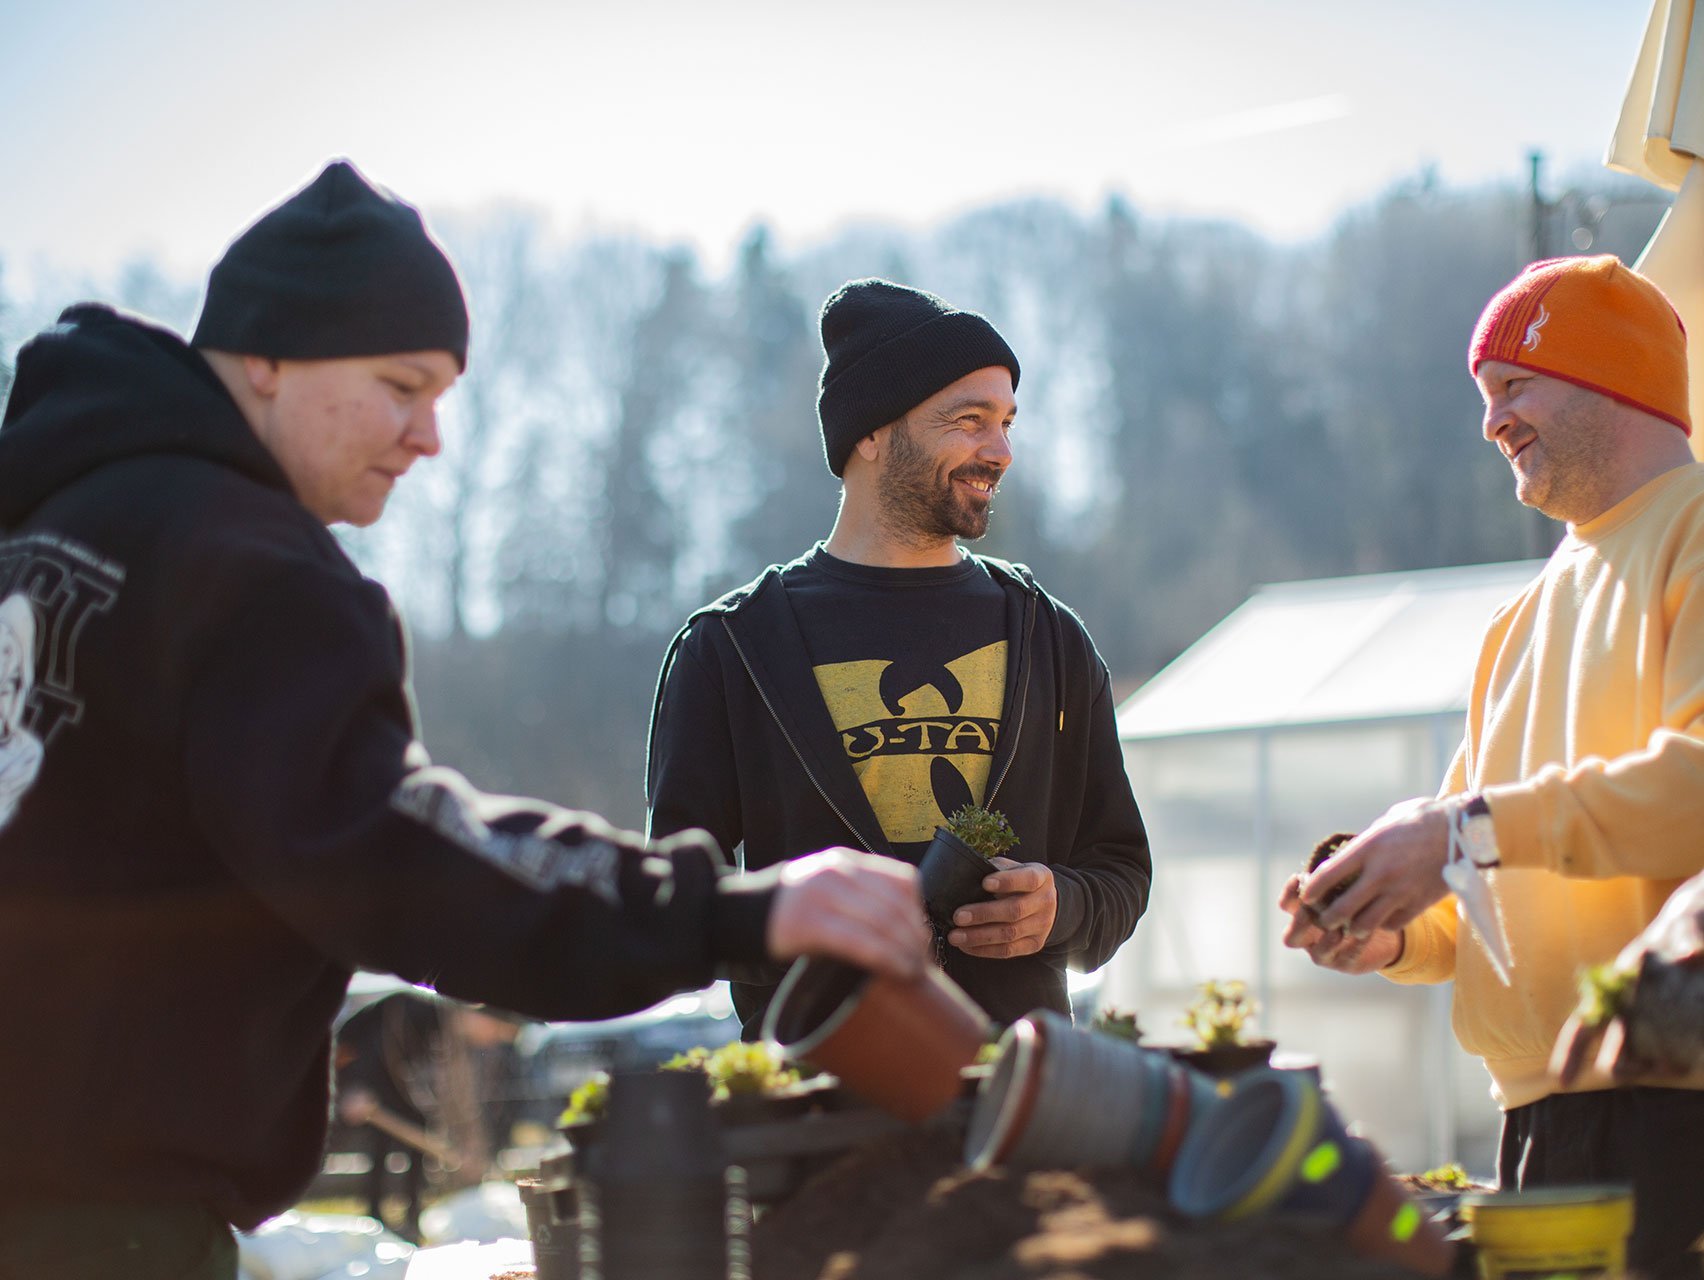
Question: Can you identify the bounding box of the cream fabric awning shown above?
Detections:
[1609,0,1704,459]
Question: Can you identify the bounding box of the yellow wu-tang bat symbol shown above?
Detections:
[812,641,1006,844]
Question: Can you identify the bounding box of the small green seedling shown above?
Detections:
[557,1072,609,1127]
[1091,1007,1143,1042]
[1414,1162,1471,1191]
[1181,979,1259,1051]
[663,1040,799,1100]
[1574,962,1637,1030]
[946,804,1019,860]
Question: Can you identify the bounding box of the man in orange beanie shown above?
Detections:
[1280,255,1704,1275]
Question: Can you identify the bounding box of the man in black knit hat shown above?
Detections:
[0,164,926,1278]
[647,278,1152,1038]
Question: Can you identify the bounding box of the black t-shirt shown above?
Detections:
[789,546,1007,863]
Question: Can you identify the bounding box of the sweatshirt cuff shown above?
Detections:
[1478,780,1548,871]
[1046,868,1087,948]
[708,868,779,965]
[1380,908,1456,985]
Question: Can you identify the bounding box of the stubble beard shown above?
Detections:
[877,419,998,546]
[1513,391,1618,523]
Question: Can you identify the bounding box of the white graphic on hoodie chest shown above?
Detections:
[0,535,124,831]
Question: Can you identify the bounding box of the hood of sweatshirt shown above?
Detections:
[0,303,292,527]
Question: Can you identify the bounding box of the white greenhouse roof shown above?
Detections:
[1117,560,1546,741]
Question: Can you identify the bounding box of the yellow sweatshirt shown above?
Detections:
[1383,463,1704,1109]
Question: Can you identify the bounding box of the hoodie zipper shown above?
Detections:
[983,588,1037,812]
[721,618,882,856]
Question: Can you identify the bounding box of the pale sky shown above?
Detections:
[0,0,1661,293]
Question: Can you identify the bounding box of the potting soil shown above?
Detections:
[752,1127,1433,1280]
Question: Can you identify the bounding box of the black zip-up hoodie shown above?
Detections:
[646,550,1152,1034]
[0,306,773,1229]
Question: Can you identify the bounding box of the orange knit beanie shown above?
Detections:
[1468,254,1690,435]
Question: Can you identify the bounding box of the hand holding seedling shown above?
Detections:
[769,847,930,979]
[1552,868,1704,1088]
[1301,796,1453,938]
[948,858,1057,958]
[1278,873,1403,972]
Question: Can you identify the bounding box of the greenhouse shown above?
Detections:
[1103,558,1547,1173]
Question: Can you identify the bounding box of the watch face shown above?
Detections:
[1461,813,1499,868]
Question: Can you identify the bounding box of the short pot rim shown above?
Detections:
[762,955,871,1059]
[965,1014,1048,1171]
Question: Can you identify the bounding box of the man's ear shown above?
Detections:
[855,424,889,464]
[242,355,282,400]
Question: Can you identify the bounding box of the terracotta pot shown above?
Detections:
[965,1008,1221,1176]
[1169,1069,1455,1277]
[917,827,996,927]
[762,956,992,1124]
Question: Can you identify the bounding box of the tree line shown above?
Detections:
[0,171,1668,830]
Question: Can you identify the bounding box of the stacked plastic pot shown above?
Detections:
[574,1070,728,1280]
[963,1008,1219,1176]
[961,1007,1457,1277]
[1168,1066,1457,1276]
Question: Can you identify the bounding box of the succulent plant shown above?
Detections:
[1091,1007,1143,1042]
[1180,979,1259,1050]
[1413,1162,1472,1191]
[946,804,1019,860]
[557,1071,609,1127]
[1574,962,1637,1030]
[663,1040,799,1100]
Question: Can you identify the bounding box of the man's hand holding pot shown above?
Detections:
[948,858,1057,958]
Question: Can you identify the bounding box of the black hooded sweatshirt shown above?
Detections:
[0,305,773,1229]
[646,550,1152,1035]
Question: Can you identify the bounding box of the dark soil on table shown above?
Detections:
[751,1127,1430,1280]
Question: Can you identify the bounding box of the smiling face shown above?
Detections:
[248,351,460,527]
[1475,360,1620,524]
[874,366,1015,544]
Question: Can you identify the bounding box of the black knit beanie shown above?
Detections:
[816,278,1020,476]
[192,159,469,370]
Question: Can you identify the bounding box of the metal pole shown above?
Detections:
[1524,151,1562,561]
[1527,150,1546,263]
[1254,732,1273,1030]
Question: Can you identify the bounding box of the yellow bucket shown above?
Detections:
[1460,1185,1633,1279]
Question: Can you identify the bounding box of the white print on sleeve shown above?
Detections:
[0,595,43,828]
[0,535,126,833]
[390,771,622,905]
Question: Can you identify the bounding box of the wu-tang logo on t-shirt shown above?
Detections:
[812,641,1006,844]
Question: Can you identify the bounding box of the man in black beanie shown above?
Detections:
[647,278,1151,1038]
[0,164,926,1278]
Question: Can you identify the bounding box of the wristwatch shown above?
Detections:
[1456,794,1500,868]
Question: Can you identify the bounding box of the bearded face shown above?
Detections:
[877,417,1002,544]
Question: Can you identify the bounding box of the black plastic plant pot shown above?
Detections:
[918,827,996,927]
[519,1174,579,1280]
[1170,1038,1277,1078]
[578,1068,727,1279]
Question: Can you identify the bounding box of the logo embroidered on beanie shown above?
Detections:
[1522,304,1549,352]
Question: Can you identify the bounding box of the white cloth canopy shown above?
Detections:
[1608,0,1704,459]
